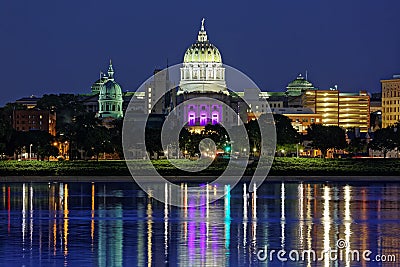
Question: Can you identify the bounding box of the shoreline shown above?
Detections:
[1,175,400,183]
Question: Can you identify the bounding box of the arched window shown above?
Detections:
[188,112,195,126]
[200,113,207,126]
[212,112,219,125]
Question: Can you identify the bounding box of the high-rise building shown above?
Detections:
[145,69,176,115]
[302,89,370,132]
[381,75,400,128]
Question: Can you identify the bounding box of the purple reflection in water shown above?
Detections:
[188,198,196,263]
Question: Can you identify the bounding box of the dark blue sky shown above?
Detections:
[1,0,399,105]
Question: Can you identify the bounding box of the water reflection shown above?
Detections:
[0,181,400,266]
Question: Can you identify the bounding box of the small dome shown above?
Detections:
[287,74,314,91]
[100,80,122,99]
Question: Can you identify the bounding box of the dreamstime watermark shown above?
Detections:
[257,239,397,263]
[122,63,276,207]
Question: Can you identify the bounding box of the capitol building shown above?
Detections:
[82,19,370,135]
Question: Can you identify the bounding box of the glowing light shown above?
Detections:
[224,185,231,249]
[63,184,69,256]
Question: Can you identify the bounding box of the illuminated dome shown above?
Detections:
[287,74,314,91]
[178,19,227,95]
[98,60,124,118]
[101,80,122,99]
[183,40,222,63]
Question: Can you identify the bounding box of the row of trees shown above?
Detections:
[1,92,399,160]
[171,113,396,159]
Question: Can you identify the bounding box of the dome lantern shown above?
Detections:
[197,18,208,42]
[183,19,222,64]
[108,59,114,80]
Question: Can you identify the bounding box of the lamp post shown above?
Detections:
[29,144,33,161]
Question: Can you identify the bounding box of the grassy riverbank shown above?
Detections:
[0,158,399,177]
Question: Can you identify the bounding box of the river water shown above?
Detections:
[0,181,399,266]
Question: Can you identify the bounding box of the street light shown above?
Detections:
[29,144,33,161]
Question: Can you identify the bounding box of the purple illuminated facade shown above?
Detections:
[184,104,223,126]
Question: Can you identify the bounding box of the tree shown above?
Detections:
[145,127,162,156]
[203,123,229,150]
[0,108,13,156]
[109,118,123,158]
[347,138,367,155]
[72,113,108,160]
[178,128,201,157]
[245,119,261,152]
[85,125,113,160]
[37,144,59,161]
[346,128,368,156]
[368,125,398,158]
[37,94,86,137]
[9,130,57,160]
[307,124,347,158]
[273,114,300,145]
[0,103,25,157]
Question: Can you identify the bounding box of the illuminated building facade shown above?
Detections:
[302,89,370,132]
[175,19,242,131]
[381,75,400,128]
[97,61,124,119]
[178,18,227,96]
[12,109,56,136]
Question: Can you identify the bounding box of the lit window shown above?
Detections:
[188,112,195,126]
[212,112,219,125]
[200,114,207,126]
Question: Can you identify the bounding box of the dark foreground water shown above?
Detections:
[0,181,399,267]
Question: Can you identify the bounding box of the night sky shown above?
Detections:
[1,0,399,106]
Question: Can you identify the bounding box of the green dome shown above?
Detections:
[100,80,122,99]
[184,42,222,63]
[287,74,314,90]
